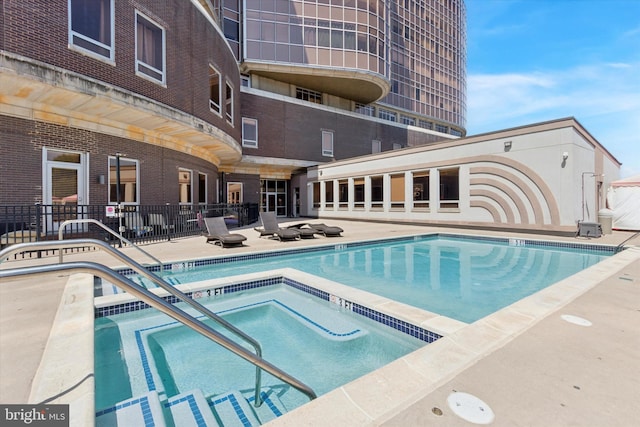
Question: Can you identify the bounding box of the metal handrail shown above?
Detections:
[0,239,317,406]
[57,219,164,271]
[0,261,317,406]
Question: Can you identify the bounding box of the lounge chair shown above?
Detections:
[204,217,247,247]
[307,223,343,237]
[254,212,301,241]
[285,223,319,239]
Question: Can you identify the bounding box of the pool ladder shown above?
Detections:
[0,239,317,408]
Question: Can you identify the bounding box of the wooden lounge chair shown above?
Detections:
[307,223,343,237]
[204,217,247,247]
[254,212,301,241]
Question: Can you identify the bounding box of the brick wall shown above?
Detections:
[0,115,218,205]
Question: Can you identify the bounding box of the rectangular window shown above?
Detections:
[412,171,430,209]
[322,131,334,157]
[390,173,405,209]
[225,81,234,124]
[135,11,165,84]
[354,178,365,209]
[198,172,207,204]
[313,182,321,209]
[435,123,448,133]
[209,65,221,114]
[440,168,460,209]
[242,117,258,148]
[178,168,192,205]
[372,140,381,153]
[296,87,323,104]
[241,75,250,87]
[379,108,397,122]
[338,179,348,208]
[325,181,334,209]
[109,157,139,204]
[355,103,375,116]
[69,0,114,61]
[400,115,415,126]
[370,175,383,209]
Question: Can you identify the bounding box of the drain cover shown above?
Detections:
[561,314,592,326]
[447,392,495,424]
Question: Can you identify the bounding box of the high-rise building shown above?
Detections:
[0,0,466,217]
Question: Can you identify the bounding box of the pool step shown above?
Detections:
[207,390,261,426]
[242,387,289,424]
[163,389,219,426]
[96,391,166,427]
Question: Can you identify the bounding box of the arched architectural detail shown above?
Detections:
[469,189,516,223]
[469,199,504,223]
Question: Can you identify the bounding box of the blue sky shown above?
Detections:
[465,0,640,178]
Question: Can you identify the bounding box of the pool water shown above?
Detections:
[95,285,424,412]
[133,236,611,323]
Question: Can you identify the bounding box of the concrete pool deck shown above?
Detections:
[1,219,639,426]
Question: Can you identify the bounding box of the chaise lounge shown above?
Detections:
[306,223,343,237]
[203,217,247,247]
[254,212,302,241]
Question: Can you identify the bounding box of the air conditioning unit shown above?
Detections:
[577,222,602,238]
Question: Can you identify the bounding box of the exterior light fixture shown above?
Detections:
[503,140,512,151]
[562,152,569,160]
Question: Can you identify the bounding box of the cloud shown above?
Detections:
[466,62,640,177]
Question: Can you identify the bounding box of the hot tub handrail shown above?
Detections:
[0,239,316,406]
[0,259,318,406]
[57,219,164,271]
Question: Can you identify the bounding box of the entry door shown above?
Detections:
[44,153,87,233]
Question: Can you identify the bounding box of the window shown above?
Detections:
[390,173,405,209]
[198,173,207,204]
[108,157,139,204]
[355,103,375,116]
[439,168,459,209]
[241,75,251,87]
[412,171,430,209]
[69,0,114,61]
[379,109,397,122]
[312,182,321,209]
[225,81,234,124]
[322,131,334,157]
[135,12,165,84]
[178,169,192,204]
[435,124,448,133]
[242,118,258,148]
[209,66,221,114]
[400,115,415,126]
[338,179,348,208]
[354,178,365,209]
[418,119,433,130]
[372,140,381,153]
[296,87,322,104]
[325,181,334,209]
[370,175,383,209]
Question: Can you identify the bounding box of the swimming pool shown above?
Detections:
[95,282,426,425]
[118,234,613,323]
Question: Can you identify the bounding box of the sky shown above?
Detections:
[465,0,640,178]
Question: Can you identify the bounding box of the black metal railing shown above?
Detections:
[0,203,259,257]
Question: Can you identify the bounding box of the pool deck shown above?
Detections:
[1,219,639,426]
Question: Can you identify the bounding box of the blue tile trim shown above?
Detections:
[163,394,207,427]
[209,394,253,427]
[95,395,156,427]
[135,331,156,392]
[247,391,282,417]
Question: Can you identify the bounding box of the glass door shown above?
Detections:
[44,149,87,234]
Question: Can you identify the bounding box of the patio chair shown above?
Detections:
[254,212,301,241]
[307,223,343,237]
[124,212,152,237]
[204,217,247,247]
[148,213,175,235]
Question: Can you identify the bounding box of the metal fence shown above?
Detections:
[0,203,259,258]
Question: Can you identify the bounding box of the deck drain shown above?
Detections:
[447,392,495,424]
[561,314,592,326]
